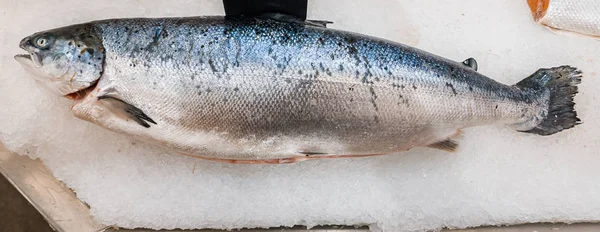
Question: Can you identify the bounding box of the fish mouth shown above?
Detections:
[14,52,42,68]
[14,53,41,72]
[14,53,32,63]
[14,54,31,60]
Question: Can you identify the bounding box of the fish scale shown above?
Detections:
[15,16,582,162]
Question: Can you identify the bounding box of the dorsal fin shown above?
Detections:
[305,20,334,28]
[259,13,332,28]
[462,58,478,71]
[223,0,332,28]
[223,0,308,20]
[426,139,459,152]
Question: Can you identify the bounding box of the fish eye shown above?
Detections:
[35,37,49,48]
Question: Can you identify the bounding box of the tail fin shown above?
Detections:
[514,66,582,135]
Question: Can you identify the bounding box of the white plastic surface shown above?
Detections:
[0,1,599,232]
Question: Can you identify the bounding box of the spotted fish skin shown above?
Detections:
[17,16,581,161]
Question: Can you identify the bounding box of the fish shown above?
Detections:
[528,0,600,38]
[14,15,582,164]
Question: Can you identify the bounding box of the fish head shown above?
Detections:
[15,24,104,96]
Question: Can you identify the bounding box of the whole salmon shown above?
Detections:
[15,16,582,163]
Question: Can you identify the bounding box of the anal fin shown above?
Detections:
[426,139,459,152]
[297,151,329,156]
[97,95,156,128]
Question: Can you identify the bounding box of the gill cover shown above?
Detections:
[17,23,105,95]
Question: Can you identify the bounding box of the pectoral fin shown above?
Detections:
[97,95,156,128]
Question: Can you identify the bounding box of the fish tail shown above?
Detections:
[514,65,582,135]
